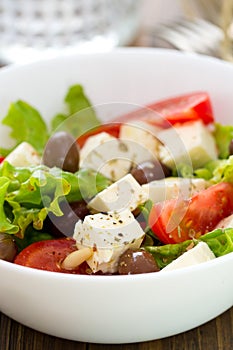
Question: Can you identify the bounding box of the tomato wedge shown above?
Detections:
[111,92,214,126]
[77,92,214,148]
[77,123,121,148]
[14,238,89,274]
[149,182,233,244]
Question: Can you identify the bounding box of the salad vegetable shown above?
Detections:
[1,86,233,275]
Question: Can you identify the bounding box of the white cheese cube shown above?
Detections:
[142,177,210,203]
[119,121,161,160]
[73,209,145,273]
[80,131,160,181]
[215,214,233,229]
[80,132,132,181]
[162,242,215,272]
[158,120,218,170]
[4,142,41,167]
[80,132,114,166]
[88,174,148,213]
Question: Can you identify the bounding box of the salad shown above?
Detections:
[0,86,233,275]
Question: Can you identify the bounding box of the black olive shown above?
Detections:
[131,159,172,185]
[118,248,160,275]
[0,233,17,262]
[44,200,90,237]
[43,131,80,173]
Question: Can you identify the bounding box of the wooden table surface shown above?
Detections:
[1,307,233,350]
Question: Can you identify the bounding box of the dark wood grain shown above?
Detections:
[1,308,233,350]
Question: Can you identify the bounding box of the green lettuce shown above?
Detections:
[0,101,49,156]
[0,162,111,238]
[51,84,101,137]
[213,123,233,159]
[145,228,233,269]
[0,84,101,156]
[210,155,233,184]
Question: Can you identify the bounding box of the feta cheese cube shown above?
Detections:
[73,209,145,273]
[119,121,161,160]
[158,120,218,170]
[5,142,41,167]
[80,132,133,181]
[162,242,215,272]
[142,177,210,203]
[80,131,161,181]
[88,174,148,213]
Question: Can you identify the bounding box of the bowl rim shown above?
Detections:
[1,252,232,282]
[2,46,233,73]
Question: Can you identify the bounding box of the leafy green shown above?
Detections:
[14,226,53,252]
[210,155,233,184]
[0,84,101,157]
[0,101,49,156]
[65,84,95,116]
[199,228,233,256]
[145,241,195,269]
[172,163,193,178]
[193,168,212,180]
[50,113,67,132]
[139,199,153,225]
[213,123,233,159]
[76,168,112,200]
[145,228,233,269]
[0,177,18,234]
[0,162,110,238]
[51,84,101,138]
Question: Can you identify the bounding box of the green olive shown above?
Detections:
[43,131,80,173]
[0,233,17,262]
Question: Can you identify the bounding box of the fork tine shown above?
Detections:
[144,17,223,57]
[177,19,223,54]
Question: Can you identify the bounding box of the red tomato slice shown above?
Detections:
[77,123,121,148]
[149,182,233,244]
[14,238,89,274]
[0,156,4,164]
[111,92,214,126]
[77,92,213,147]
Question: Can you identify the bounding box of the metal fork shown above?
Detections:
[142,17,223,58]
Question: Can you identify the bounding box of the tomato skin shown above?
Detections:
[111,92,214,126]
[14,238,89,274]
[77,123,121,148]
[0,156,4,164]
[77,92,213,147]
[149,182,233,244]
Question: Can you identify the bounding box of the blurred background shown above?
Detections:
[0,0,232,65]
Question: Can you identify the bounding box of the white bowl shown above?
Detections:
[0,48,233,344]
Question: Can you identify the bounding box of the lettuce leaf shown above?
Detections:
[210,155,233,184]
[0,177,18,234]
[51,84,101,137]
[145,241,195,269]
[14,226,53,252]
[0,84,101,156]
[0,162,111,238]
[213,123,233,159]
[145,228,233,269]
[199,228,233,256]
[0,101,49,156]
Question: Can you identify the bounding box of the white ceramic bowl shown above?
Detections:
[0,48,233,344]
